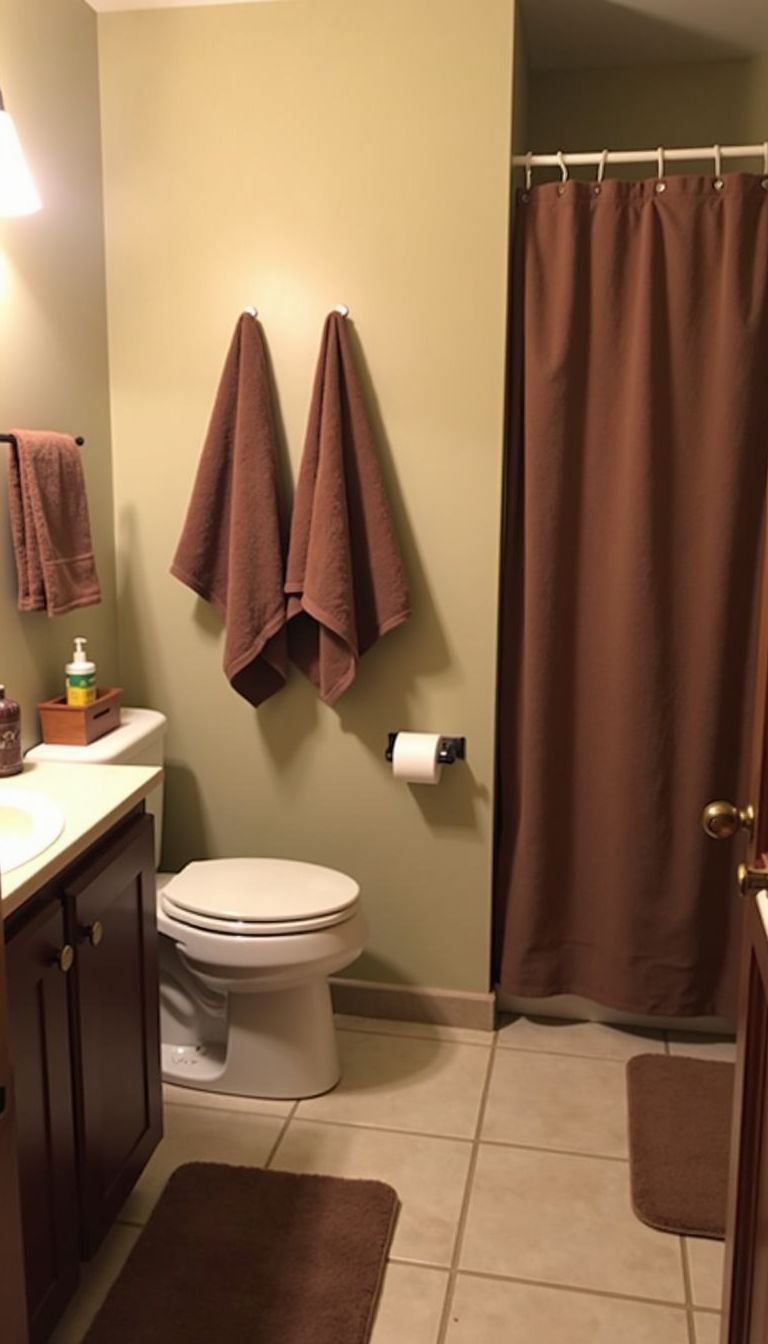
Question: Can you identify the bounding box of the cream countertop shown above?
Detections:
[0,761,163,919]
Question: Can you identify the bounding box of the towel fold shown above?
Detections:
[170,314,288,706]
[7,430,102,616]
[285,312,411,705]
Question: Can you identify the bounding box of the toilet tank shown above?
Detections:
[25,708,167,866]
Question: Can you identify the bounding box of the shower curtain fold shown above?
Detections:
[494,174,768,1018]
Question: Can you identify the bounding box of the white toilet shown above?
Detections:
[27,709,366,1100]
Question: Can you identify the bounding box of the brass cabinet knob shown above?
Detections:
[737,863,768,898]
[56,944,74,974]
[87,921,104,948]
[702,801,754,841]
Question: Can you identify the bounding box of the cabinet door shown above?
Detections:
[0,926,29,1344]
[65,813,162,1256]
[5,900,79,1343]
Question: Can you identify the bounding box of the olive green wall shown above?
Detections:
[526,55,768,176]
[0,0,118,750]
[98,0,517,992]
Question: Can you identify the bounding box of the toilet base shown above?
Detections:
[161,978,341,1099]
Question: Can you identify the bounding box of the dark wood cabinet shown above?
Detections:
[65,814,162,1255]
[5,902,79,1343]
[5,810,162,1342]
[0,926,29,1344]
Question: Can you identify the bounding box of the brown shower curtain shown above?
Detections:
[495,173,768,1017]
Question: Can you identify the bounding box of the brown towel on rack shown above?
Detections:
[6,430,102,616]
[170,314,288,706]
[285,312,411,705]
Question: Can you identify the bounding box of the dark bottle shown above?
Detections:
[0,685,22,777]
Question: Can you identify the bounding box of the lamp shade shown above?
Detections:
[0,90,41,217]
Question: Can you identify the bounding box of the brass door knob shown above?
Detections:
[56,945,74,974]
[737,863,768,898]
[702,801,754,841]
[87,921,104,948]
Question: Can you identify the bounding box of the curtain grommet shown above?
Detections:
[714,177,725,191]
[520,191,530,204]
[761,177,768,191]
[654,180,667,194]
[592,185,601,197]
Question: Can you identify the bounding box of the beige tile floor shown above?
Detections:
[51,1015,734,1344]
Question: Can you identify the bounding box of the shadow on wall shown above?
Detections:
[161,760,210,871]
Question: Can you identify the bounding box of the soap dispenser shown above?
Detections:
[0,685,22,776]
[66,637,96,707]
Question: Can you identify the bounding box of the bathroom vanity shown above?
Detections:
[0,763,163,1344]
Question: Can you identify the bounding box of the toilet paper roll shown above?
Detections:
[391,732,443,785]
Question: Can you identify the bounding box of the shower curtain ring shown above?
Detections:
[596,150,608,184]
[556,150,568,184]
[762,142,768,182]
[656,146,665,179]
[713,144,723,187]
[524,151,533,192]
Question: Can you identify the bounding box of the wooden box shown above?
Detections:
[38,688,123,747]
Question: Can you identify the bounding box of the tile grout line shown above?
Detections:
[419,1261,692,1313]
[279,1108,632,1163]
[435,1029,500,1344]
[679,1237,697,1344]
[263,1101,299,1170]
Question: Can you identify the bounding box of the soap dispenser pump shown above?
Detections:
[0,685,22,776]
[66,637,96,707]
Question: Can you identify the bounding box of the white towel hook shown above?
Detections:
[244,305,258,319]
[713,144,722,178]
[334,304,350,317]
[556,150,568,183]
[596,150,608,184]
[524,150,533,191]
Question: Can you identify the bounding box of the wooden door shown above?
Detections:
[65,812,162,1257]
[0,918,29,1344]
[718,514,768,1344]
[5,899,79,1344]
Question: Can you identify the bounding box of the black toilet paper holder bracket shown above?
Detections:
[385,733,466,765]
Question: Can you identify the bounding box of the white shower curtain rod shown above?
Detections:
[512,143,768,171]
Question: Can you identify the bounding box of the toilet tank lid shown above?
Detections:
[165,858,360,924]
[26,707,167,764]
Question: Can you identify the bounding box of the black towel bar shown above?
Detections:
[0,433,85,446]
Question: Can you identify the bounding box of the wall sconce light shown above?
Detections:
[0,86,41,217]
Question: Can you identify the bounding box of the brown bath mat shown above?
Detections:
[626,1055,733,1239]
[83,1163,398,1343]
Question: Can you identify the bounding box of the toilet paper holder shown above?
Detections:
[385,733,466,765]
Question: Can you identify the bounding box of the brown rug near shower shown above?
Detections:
[83,1163,398,1344]
[626,1055,734,1239]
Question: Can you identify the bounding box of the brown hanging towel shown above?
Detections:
[7,430,101,616]
[171,313,288,706]
[285,312,411,705]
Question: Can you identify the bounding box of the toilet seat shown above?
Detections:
[161,858,360,938]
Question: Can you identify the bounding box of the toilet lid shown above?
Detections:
[162,858,360,928]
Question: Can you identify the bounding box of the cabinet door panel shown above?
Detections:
[65,813,162,1256]
[5,901,79,1343]
[0,927,29,1344]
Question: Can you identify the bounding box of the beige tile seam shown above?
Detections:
[162,1097,293,1121]
[435,1033,499,1344]
[448,1265,695,1314]
[479,1136,631,1164]
[495,1043,664,1063]
[264,1101,300,1170]
[680,1236,697,1344]
[335,1025,493,1049]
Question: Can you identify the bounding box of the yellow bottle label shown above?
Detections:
[67,684,96,706]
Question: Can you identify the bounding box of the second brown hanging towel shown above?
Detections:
[285,311,411,705]
[171,313,288,706]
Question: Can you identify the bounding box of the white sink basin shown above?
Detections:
[0,788,65,875]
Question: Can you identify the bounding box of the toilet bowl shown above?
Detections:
[27,710,366,1102]
[157,858,365,1099]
